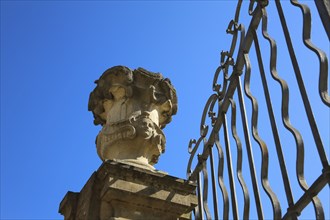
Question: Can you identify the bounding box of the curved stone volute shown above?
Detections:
[88,66,177,170]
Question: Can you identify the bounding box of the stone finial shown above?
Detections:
[88,66,177,170]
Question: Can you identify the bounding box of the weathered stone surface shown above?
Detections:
[59,160,197,220]
[88,66,177,170]
[59,192,79,220]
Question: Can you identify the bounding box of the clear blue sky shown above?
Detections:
[1,1,329,219]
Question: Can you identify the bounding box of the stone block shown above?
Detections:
[59,160,197,220]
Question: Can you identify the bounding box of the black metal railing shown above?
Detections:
[186,0,329,219]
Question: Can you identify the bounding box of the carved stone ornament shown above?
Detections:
[88,66,177,170]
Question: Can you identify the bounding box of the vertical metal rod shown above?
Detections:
[223,113,239,219]
[237,75,264,219]
[253,30,295,208]
[209,147,219,219]
[197,172,205,220]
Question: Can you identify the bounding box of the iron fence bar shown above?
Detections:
[187,137,203,179]
[314,0,330,40]
[187,93,217,181]
[237,75,264,219]
[233,4,263,82]
[261,2,304,191]
[188,3,263,183]
[209,146,219,219]
[243,52,281,219]
[201,158,212,219]
[260,7,325,219]
[223,113,239,219]
[282,165,330,219]
[229,98,250,219]
[215,133,229,219]
[252,29,295,209]
[234,0,243,23]
[290,0,330,108]
[187,1,328,219]
[276,0,329,170]
[197,172,204,220]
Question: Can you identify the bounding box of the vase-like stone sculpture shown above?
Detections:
[60,66,197,220]
[88,66,177,170]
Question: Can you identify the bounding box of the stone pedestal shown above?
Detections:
[59,161,197,220]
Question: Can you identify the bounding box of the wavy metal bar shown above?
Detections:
[201,157,212,219]
[214,133,229,220]
[261,4,304,192]
[237,75,264,219]
[223,112,239,219]
[290,0,330,107]
[275,0,329,170]
[260,7,324,219]
[209,145,219,219]
[208,96,221,219]
[252,29,295,208]
[207,99,221,219]
[229,98,250,219]
[243,52,281,219]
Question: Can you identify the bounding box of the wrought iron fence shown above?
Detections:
[186,0,329,219]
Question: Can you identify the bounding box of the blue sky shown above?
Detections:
[1,1,329,219]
